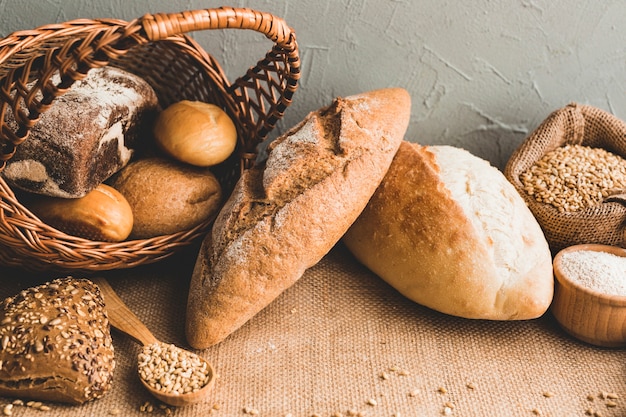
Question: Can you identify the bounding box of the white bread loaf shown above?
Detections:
[186,88,411,348]
[343,142,554,320]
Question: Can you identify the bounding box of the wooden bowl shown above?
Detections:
[551,244,626,347]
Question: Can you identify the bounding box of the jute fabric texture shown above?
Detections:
[505,103,626,253]
[0,244,624,416]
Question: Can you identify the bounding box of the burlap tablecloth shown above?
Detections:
[0,243,624,416]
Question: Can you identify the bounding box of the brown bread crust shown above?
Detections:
[0,277,115,404]
[186,88,411,348]
[2,66,159,198]
[107,157,222,239]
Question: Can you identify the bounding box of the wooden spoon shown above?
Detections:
[92,277,215,406]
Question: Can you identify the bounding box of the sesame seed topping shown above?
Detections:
[0,277,115,402]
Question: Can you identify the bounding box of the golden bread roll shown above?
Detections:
[343,142,554,320]
[153,100,237,167]
[186,88,411,348]
[108,156,222,239]
[27,183,133,242]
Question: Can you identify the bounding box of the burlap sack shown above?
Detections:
[504,103,626,253]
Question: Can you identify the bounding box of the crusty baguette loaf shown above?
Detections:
[343,142,554,320]
[0,277,115,404]
[186,88,411,348]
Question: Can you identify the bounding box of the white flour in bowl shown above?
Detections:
[559,250,626,296]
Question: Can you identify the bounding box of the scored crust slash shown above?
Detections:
[185,88,412,349]
[343,142,554,320]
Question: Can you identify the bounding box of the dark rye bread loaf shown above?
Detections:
[186,88,411,348]
[2,66,159,198]
[0,277,115,404]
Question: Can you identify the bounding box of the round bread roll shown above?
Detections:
[108,157,222,239]
[343,141,554,320]
[27,183,133,242]
[0,277,115,404]
[153,100,237,167]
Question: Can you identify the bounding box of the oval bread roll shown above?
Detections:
[153,100,237,167]
[343,141,554,320]
[27,183,133,242]
[108,157,222,239]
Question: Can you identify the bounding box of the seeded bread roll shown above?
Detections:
[2,66,159,198]
[186,88,411,348]
[343,142,554,320]
[0,277,115,404]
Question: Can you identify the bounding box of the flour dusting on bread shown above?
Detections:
[186,88,412,348]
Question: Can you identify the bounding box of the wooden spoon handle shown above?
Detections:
[91,277,158,346]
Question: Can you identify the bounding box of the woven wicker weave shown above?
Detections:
[0,7,300,272]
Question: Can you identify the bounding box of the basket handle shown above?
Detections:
[0,7,300,174]
[140,7,300,171]
[141,7,296,49]
[141,7,300,171]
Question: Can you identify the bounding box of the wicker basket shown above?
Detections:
[0,7,300,272]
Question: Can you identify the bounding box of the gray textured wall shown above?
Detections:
[1,0,624,170]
